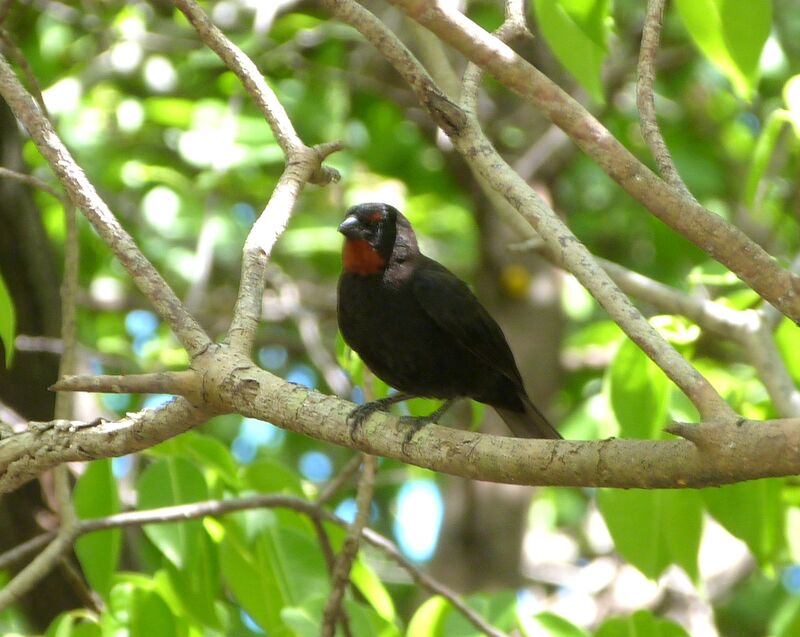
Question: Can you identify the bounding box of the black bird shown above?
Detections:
[336,202,561,440]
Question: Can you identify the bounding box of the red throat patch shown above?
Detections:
[343,239,385,275]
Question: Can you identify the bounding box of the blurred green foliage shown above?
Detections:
[2,0,800,636]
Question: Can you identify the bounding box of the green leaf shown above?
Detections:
[773,595,800,637]
[702,478,786,567]
[73,460,121,599]
[443,591,517,635]
[137,457,208,568]
[674,0,771,98]
[149,430,240,488]
[719,0,772,90]
[104,581,178,637]
[596,610,691,637]
[532,0,613,103]
[744,109,794,207]
[598,490,702,580]
[526,612,589,637]
[243,458,305,497]
[281,595,400,637]
[163,531,222,629]
[350,553,396,623]
[219,514,329,634]
[45,611,102,637]
[606,340,670,438]
[407,595,451,637]
[0,272,15,368]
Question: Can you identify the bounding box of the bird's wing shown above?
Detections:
[412,259,523,385]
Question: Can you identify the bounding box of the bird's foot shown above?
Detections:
[398,414,435,451]
[347,395,409,441]
[398,399,455,452]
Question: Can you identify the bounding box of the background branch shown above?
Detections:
[637,0,693,197]
[388,0,800,324]
[0,53,211,357]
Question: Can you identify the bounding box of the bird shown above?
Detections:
[336,202,561,441]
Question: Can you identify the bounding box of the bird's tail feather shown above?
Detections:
[496,395,561,439]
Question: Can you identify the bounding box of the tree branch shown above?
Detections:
[637,0,692,197]
[173,0,342,356]
[9,350,800,491]
[387,0,800,324]
[0,492,505,636]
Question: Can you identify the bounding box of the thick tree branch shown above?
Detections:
[387,0,800,324]
[1,398,208,494]
[51,371,199,398]
[9,351,800,491]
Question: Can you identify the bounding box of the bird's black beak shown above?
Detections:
[338,215,362,239]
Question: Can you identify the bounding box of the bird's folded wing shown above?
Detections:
[412,261,523,385]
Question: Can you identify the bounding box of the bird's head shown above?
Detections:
[338,202,418,275]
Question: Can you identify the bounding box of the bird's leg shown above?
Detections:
[348,392,414,439]
[400,399,456,448]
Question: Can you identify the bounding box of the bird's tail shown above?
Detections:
[496,394,561,439]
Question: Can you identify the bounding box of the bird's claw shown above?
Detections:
[399,415,434,453]
[347,398,396,441]
[347,404,374,441]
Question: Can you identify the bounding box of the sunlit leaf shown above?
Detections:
[702,478,786,567]
[532,0,613,103]
[596,610,691,637]
[674,0,771,98]
[74,460,121,599]
[606,339,670,439]
[598,490,702,580]
[0,273,15,368]
[137,458,208,568]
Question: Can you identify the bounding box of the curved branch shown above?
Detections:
[174,0,342,355]
[387,0,800,324]
[0,494,505,637]
[637,0,692,197]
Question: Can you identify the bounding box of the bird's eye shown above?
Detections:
[367,212,382,225]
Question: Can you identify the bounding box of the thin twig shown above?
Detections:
[173,0,342,355]
[0,527,78,612]
[0,494,505,636]
[266,266,351,396]
[637,0,693,198]
[321,455,377,636]
[0,201,81,611]
[0,28,49,116]
[317,454,363,505]
[0,167,63,202]
[387,0,800,324]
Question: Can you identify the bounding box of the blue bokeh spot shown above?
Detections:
[299,451,333,482]
[393,479,444,562]
[125,309,159,340]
